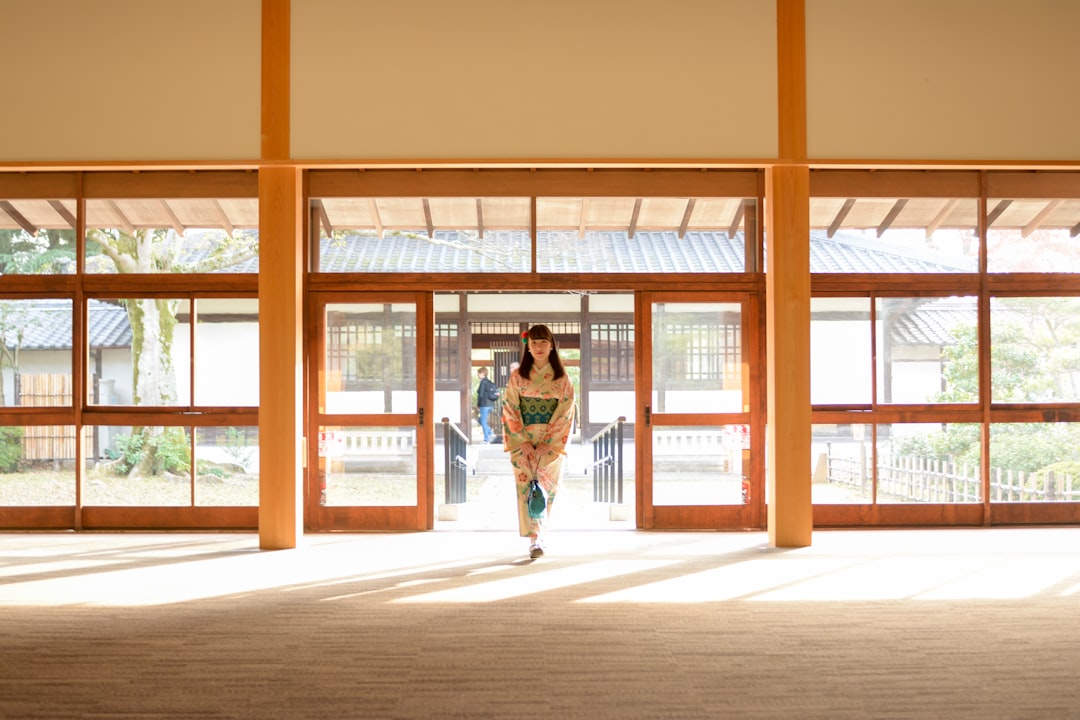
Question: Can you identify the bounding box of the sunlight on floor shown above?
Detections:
[2,528,1080,607]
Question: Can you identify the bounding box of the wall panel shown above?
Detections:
[0,0,261,163]
[292,0,778,161]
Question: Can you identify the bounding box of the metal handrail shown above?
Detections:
[441,418,472,504]
[587,416,626,504]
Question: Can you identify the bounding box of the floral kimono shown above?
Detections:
[501,364,576,538]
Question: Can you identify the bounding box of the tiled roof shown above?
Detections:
[3,299,131,350]
[888,297,976,346]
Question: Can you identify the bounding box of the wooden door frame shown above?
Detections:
[636,290,764,530]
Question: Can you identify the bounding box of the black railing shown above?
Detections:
[441,418,472,504]
[586,416,626,503]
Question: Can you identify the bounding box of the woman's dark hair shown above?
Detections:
[517,324,565,380]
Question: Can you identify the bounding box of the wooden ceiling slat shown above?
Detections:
[727,199,745,237]
[422,198,434,236]
[1072,220,1080,238]
[106,200,136,235]
[579,198,589,239]
[827,198,855,238]
[678,198,696,239]
[876,199,908,237]
[476,199,485,239]
[1021,199,1062,238]
[986,199,1013,227]
[368,198,384,238]
[0,200,39,235]
[628,198,642,239]
[159,200,186,237]
[211,199,236,236]
[925,198,957,237]
[48,200,77,229]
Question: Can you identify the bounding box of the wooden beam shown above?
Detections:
[986,199,1012,228]
[876,198,908,237]
[0,201,38,235]
[827,198,855,238]
[368,198,384,238]
[628,198,642,239]
[925,198,957,238]
[727,199,745,238]
[777,0,807,161]
[677,198,696,239]
[159,199,186,237]
[106,200,136,235]
[261,0,290,160]
[49,200,77,229]
[578,198,589,239]
[1021,199,1061,238]
[211,199,235,236]
[422,198,434,237]
[1071,220,1080,238]
[312,198,333,238]
[476,198,485,239]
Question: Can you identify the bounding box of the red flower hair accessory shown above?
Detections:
[520,330,529,344]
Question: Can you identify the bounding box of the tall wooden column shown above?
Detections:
[258,0,302,549]
[768,0,812,547]
[258,168,303,549]
[765,166,812,548]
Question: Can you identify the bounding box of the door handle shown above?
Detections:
[644,405,651,427]
[419,408,424,426]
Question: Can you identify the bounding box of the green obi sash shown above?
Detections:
[520,396,559,426]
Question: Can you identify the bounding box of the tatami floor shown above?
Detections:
[3,527,1080,719]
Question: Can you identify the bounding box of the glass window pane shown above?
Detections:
[877,296,978,404]
[314,197,531,273]
[318,425,417,506]
[0,299,73,408]
[0,199,77,274]
[809,197,977,273]
[811,298,871,405]
[194,426,258,506]
[85,198,258,274]
[990,423,1080,502]
[652,425,746,505]
[89,299,191,406]
[987,198,1080,273]
[323,303,417,414]
[537,197,751,273]
[0,425,78,505]
[651,303,742,413]
[991,297,1080,403]
[193,299,259,406]
[85,426,192,506]
[877,423,981,503]
[812,423,872,504]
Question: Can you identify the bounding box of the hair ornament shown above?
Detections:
[521,330,529,344]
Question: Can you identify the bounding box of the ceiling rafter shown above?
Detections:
[159,200,186,237]
[1072,220,1080,238]
[422,198,434,237]
[106,200,136,235]
[0,200,38,235]
[727,199,745,237]
[986,199,1012,227]
[827,198,856,238]
[876,198,908,237]
[368,198,384,238]
[476,198,485,239]
[312,199,333,238]
[1021,199,1062,238]
[48,200,77,229]
[925,198,957,238]
[211,199,235,236]
[678,198,696,239]
[628,198,642,239]
[578,198,589,239]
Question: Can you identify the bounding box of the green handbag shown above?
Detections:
[526,478,547,519]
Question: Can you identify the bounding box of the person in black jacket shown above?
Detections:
[476,367,499,443]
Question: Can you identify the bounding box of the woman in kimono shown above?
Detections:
[501,324,576,559]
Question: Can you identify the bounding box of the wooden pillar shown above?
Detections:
[768,0,811,547]
[258,167,303,549]
[258,0,301,549]
[765,166,812,548]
